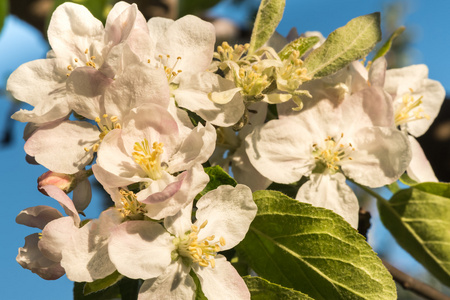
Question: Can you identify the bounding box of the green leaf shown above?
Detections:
[373,26,405,61]
[197,166,237,200]
[0,0,8,33]
[398,173,419,186]
[178,0,221,17]
[244,276,313,299]
[74,281,120,300]
[304,13,381,78]
[248,0,286,54]
[378,182,450,286]
[237,190,396,300]
[278,36,320,61]
[84,271,123,295]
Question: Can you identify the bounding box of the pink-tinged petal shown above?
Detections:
[16,206,63,230]
[67,67,112,119]
[168,123,216,173]
[340,87,394,130]
[24,120,99,174]
[138,262,195,300]
[296,173,359,228]
[151,15,215,73]
[173,72,245,126]
[245,118,316,184]
[72,179,92,212]
[39,216,78,262]
[61,209,121,282]
[93,163,141,190]
[108,220,173,279]
[369,56,386,87]
[141,165,209,220]
[407,136,438,183]
[195,184,256,250]
[17,233,65,280]
[47,2,104,60]
[342,127,411,187]
[194,255,250,300]
[40,185,80,223]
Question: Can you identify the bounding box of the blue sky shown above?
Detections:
[1,1,449,299]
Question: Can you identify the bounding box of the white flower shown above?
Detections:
[246,87,411,227]
[108,184,256,299]
[93,103,216,219]
[7,2,151,124]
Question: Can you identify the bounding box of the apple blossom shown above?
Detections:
[108,184,256,299]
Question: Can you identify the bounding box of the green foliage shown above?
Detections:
[84,271,123,295]
[178,0,221,17]
[237,190,397,300]
[197,166,237,200]
[378,182,450,286]
[304,12,382,79]
[244,276,313,299]
[0,0,8,33]
[373,26,405,61]
[74,281,120,300]
[278,36,320,61]
[248,0,286,55]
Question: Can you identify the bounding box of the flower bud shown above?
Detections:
[38,171,76,195]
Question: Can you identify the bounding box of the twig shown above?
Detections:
[383,259,450,299]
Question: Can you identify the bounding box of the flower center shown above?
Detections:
[173,220,226,268]
[276,50,311,93]
[312,133,355,172]
[148,54,182,82]
[66,48,98,77]
[214,41,249,63]
[394,89,430,126]
[84,114,121,152]
[132,139,164,180]
[235,63,271,98]
[117,189,147,219]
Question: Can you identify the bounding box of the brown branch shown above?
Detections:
[382,260,450,300]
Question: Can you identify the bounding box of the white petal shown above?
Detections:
[108,220,173,279]
[39,216,78,262]
[48,2,104,60]
[24,120,98,174]
[407,136,438,182]
[342,127,411,187]
[16,206,63,230]
[296,173,359,228]
[61,210,120,282]
[195,184,256,250]
[194,255,250,300]
[369,56,386,87]
[138,262,195,300]
[174,72,244,126]
[17,233,65,280]
[245,118,315,184]
[40,185,80,223]
[168,122,216,173]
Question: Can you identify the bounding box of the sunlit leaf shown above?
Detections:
[378,182,450,286]
[304,12,381,78]
[244,276,313,299]
[373,26,405,61]
[248,0,286,54]
[237,190,396,299]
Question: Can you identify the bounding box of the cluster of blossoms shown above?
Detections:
[10,1,445,299]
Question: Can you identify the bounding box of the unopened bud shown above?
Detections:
[38,171,76,195]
